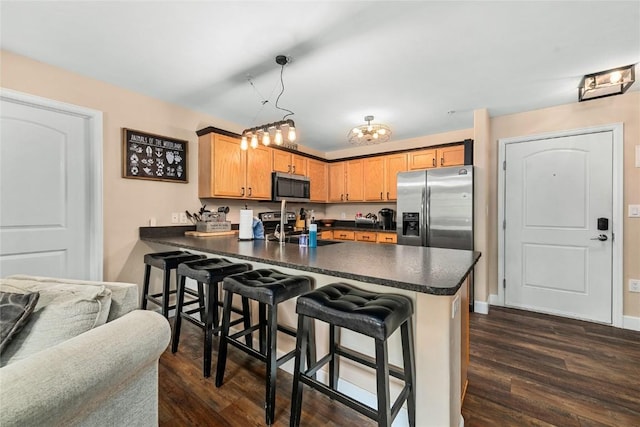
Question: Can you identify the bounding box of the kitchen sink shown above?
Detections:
[273,235,343,246]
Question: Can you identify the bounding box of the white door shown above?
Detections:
[504,131,613,323]
[0,92,102,280]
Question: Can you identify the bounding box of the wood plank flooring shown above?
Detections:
[158,307,640,426]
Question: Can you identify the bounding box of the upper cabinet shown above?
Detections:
[408,144,465,170]
[198,133,271,200]
[307,158,328,202]
[329,160,364,202]
[328,162,346,202]
[363,153,407,201]
[273,150,307,176]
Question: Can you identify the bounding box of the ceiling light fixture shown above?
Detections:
[578,64,635,102]
[348,115,392,145]
[241,55,297,150]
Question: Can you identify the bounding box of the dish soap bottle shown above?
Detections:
[308,223,317,248]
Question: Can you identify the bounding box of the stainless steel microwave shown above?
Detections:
[271,172,310,202]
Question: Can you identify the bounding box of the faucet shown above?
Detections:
[279,199,286,245]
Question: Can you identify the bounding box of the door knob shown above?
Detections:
[590,234,608,241]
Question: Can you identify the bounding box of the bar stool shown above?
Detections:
[141,251,206,318]
[215,269,313,425]
[171,257,253,377]
[290,282,416,427]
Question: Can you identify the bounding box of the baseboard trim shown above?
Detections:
[623,315,640,331]
[474,300,489,314]
[488,293,501,306]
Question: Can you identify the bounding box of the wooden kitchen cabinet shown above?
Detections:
[198,132,271,200]
[329,159,364,202]
[328,162,346,202]
[408,144,465,170]
[272,150,307,175]
[307,158,328,202]
[332,230,355,240]
[355,231,377,243]
[376,232,397,244]
[364,153,407,201]
[318,230,333,240]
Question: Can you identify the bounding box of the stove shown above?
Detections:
[258,211,297,234]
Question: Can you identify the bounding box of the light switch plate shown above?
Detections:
[629,205,640,218]
[629,279,640,293]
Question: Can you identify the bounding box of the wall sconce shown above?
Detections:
[578,64,635,102]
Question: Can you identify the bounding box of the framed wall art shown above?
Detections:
[122,128,188,183]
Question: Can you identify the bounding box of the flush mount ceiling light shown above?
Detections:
[578,64,636,102]
[347,115,392,145]
[241,55,297,150]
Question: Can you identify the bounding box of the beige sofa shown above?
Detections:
[0,275,171,427]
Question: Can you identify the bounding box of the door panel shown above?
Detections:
[504,132,613,323]
[0,99,90,279]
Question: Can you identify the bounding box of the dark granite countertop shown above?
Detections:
[140,227,480,296]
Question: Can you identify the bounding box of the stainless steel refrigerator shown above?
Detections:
[396,166,473,249]
[396,166,474,307]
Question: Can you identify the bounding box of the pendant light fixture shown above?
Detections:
[241,55,297,150]
[348,115,392,144]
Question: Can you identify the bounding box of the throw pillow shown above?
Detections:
[0,279,112,367]
[0,291,40,354]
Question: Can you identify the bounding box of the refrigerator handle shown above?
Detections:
[423,186,429,247]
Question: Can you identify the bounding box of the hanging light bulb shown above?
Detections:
[262,131,271,146]
[274,128,283,145]
[288,126,296,142]
[240,135,248,150]
[250,133,258,149]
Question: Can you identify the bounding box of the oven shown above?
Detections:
[258,211,297,235]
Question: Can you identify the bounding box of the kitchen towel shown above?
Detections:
[238,209,254,240]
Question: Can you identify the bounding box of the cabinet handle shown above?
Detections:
[386,191,390,200]
[341,194,344,201]
[380,192,383,200]
[386,237,393,241]
[432,158,436,167]
[363,236,370,239]
[292,165,295,174]
[248,187,252,196]
[346,193,349,201]
[288,165,291,173]
[241,187,245,196]
[440,157,444,166]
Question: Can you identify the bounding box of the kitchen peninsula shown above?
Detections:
[140,227,480,427]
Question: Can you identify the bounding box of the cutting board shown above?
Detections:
[185,230,238,237]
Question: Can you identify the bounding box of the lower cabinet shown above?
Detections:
[355,231,377,243]
[376,232,397,244]
[333,230,355,241]
[321,229,397,244]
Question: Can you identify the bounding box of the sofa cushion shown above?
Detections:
[0,278,112,367]
[7,275,138,321]
[0,291,40,354]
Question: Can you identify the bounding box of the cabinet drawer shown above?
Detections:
[376,233,397,244]
[355,231,377,243]
[333,230,355,240]
[319,230,333,240]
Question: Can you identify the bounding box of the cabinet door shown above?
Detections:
[376,232,397,244]
[328,162,345,202]
[308,158,328,202]
[246,145,272,199]
[384,153,407,200]
[345,159,364,202]
[272,150,292,173]
[333,230,355,240]
[292,154,307,176]
[213,135,245,197]
[364,157,385,201]
[355,231,377,243]
[438,145,465,167]
[408,149,437,170]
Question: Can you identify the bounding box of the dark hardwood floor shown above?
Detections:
[158,307,640,426]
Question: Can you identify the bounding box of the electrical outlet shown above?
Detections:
[149,217,157,226]
[179,212,188,224]
[171,213,179,224]
[629,205,640,218]
[630,279,640,293]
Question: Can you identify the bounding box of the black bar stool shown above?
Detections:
[215,269,313,425]
[290,282,416,427]
[141,251,206,318]
[171,257,253,377]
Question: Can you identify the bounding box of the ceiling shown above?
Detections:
[1,1,639,152]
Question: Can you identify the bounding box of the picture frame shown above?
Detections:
[122,128,188,183]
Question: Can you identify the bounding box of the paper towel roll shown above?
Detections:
[238,209,254,240]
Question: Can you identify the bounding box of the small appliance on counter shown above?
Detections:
[378,208,395,230]
[258,211,297,235]
[355,213,378,229]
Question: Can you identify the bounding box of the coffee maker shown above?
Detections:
[378,208,395,230]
